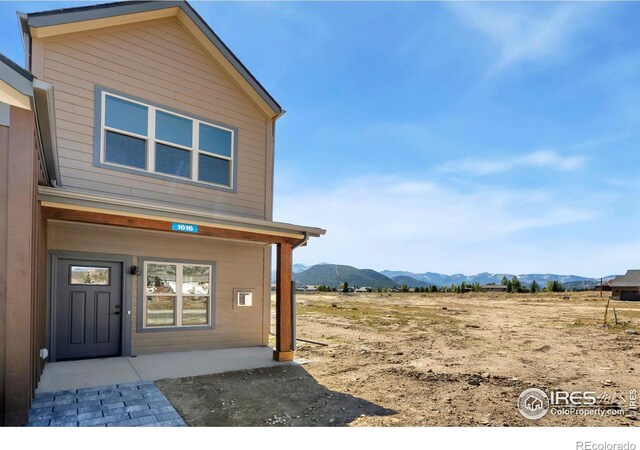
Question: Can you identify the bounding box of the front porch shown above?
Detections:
[36,346,291,393]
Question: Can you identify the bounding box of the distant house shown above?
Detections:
[480,284,507,293]
[355,287,372,292]
[595,279,612,292]
[296,285,318,292]
[609,270,640,301]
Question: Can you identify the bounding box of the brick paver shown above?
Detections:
[27,381,186,427]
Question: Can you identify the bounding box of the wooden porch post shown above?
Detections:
[273,242,294,361]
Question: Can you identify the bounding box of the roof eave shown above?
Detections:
[38,186,326,239]
[16,12,30,71]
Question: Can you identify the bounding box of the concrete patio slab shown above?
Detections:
[36,357,141,393]
[129,347,283,381]
[37,346,288,393]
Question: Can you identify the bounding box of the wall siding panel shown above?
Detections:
[34,17,270,219]
[48,221,269,354]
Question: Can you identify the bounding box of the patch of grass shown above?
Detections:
[564,319,600,328]
[562,318,635,334]
[297,302,459,334]
[604,322,636,334]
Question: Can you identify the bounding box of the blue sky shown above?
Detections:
[2,1,639,277]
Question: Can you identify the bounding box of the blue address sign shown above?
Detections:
[171,222,199,233]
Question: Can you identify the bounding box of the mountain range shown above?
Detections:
[293,264,396,289]
[288,263,616,290]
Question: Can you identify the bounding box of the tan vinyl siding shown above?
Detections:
[33,17,271,219]
[48,221,270,354]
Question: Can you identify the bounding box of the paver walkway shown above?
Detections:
[27,381,186,427]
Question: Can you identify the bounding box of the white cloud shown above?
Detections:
[448,3,597,75]
[439,150,586,175]
[274,175,599,274]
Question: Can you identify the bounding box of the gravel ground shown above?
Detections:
[158,292,640,427]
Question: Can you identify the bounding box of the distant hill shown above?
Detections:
[563,280,598,291]
[293,264,395,289]
[391,276,432,288]
[280,263,617,290]
[380,270,610,288]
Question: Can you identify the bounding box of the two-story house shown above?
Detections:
[0,0,324,425]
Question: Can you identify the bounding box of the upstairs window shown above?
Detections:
[99,90,235,189]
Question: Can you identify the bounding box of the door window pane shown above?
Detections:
[199,123,232,157]
[155,143,191,178]
[182,266,210,295]
[146,264,176,294]
[198,154,230,186]
[70,266,110,285]
[105,131,146,169]
[182,296,208,325]
[105,95,148,136]
[156,110,192,147]
[146,296,176,327]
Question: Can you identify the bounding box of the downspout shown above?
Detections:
[289,232,309,351]
[292,231,309,250]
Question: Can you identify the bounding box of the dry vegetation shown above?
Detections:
[159,291,640,426]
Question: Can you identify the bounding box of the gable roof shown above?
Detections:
[18,1,283,119]
[609,270,640,288]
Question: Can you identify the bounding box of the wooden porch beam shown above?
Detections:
[273,242,294,361]
[41,206,300,245]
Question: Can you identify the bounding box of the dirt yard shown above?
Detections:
[158,291,640,426]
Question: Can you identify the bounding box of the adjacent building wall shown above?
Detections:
[0,103,47,426]
[31,17,273,219]
[48,220,270,355]
[612,288,640,301]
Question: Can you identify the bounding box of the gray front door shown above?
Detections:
[55,259,123,360]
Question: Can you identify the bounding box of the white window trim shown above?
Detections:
[143,261,213,329]
[100,91,234,189]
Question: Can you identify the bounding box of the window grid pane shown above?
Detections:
[155,143,191,178]
[156,110,193,147]
[198,154,230,186]
[146,264,176,294]
[182,265,210,295]
[105,131,146,169]
[105,95,148,136]
[146,296,176,327]
[182,296,209,325]
[199,123,232,157]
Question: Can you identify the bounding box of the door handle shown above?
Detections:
[112,311,121,316]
